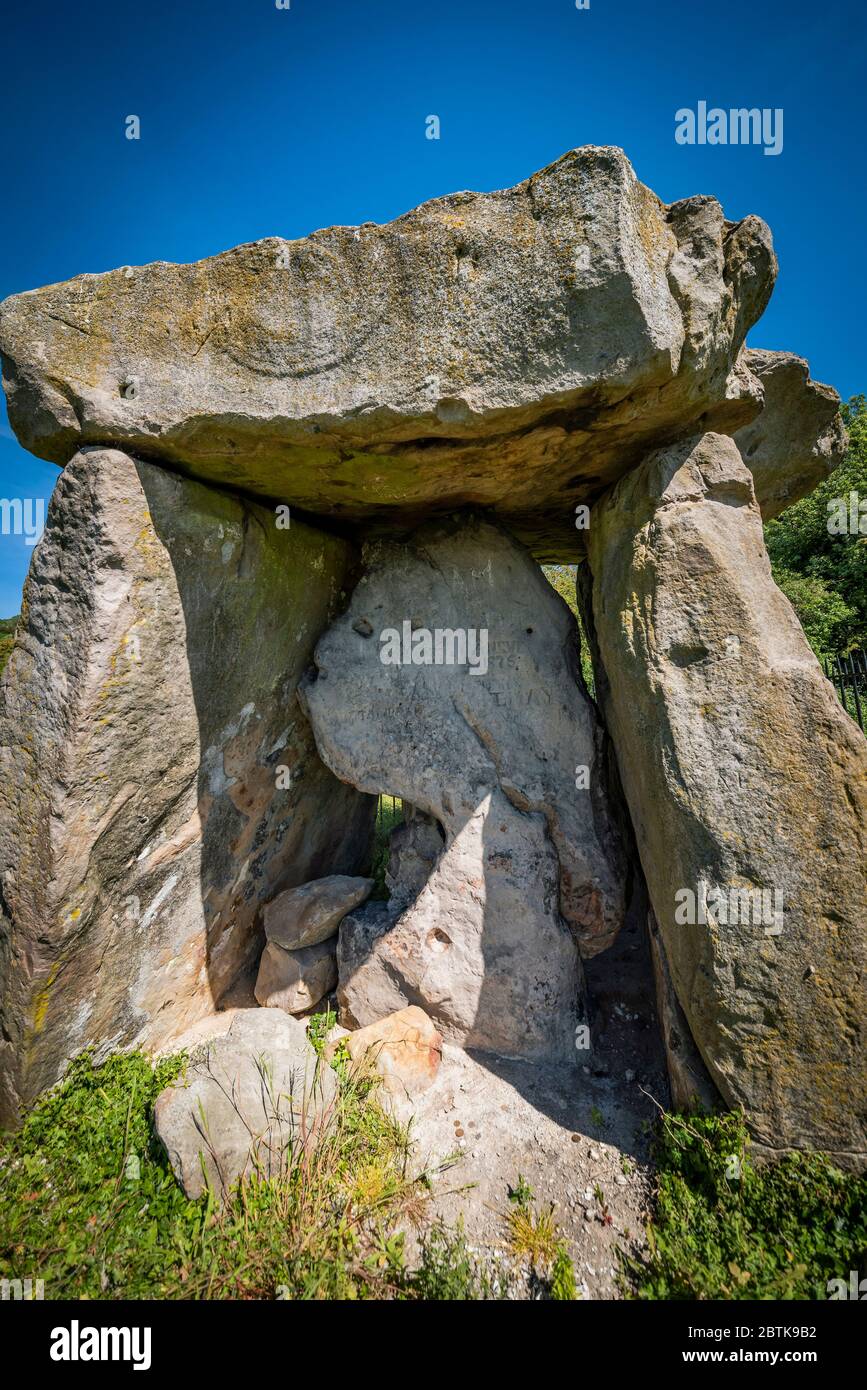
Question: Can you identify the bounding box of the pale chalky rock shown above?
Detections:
[0,448,375,1127]
[384,808,444,910]
[587,432,867,1163]
[154,1008,337,1198]
[263,874,373,950]
[254,939,337,1014]
[326,1006,443,1097]
[301,513,627,1058]
[335,789,581,1059]
[734,348,847,520]
[304,514,626,956]
[0,147,776,560]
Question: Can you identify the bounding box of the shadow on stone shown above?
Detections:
[135,461,378,1017]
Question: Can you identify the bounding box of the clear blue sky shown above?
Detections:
[0,0,863,613]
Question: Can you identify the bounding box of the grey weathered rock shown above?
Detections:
[263,874,373,949]
[0,148,856,1166]
[309,514,626,954]
[300,513,627,1058]
[587,431,867,1162]
[335,792,581,1058]
[0,148,777,560]
[385,808,444,910]
[154,1008,337,1198]
[734,348,847,519]
[254,939,338,1014]
[0,448,375,1126]
[647,910,720,1114]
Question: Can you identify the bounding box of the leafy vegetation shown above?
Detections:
[410,1222,499,1300]
[306,1006,338,1056]
[626,1110,867,1300]
[0,1040,493,1300]
[4,1050,863,1302]
[765,395,867,658]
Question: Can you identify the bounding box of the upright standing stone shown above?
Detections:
[587,431,867,1162]
[300,514,626,1059]
[0,448,375,1125]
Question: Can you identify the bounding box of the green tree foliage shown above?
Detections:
[764,396,867,656]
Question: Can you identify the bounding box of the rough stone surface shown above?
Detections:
[326,1005,443,1098]
[263,874,373,949]
[587,431,867,1162]
[647,910,720,1114]
[335,798,585,1060]
[734,348,847,520]
[0,147,778,560]
[385,807,445,910]
[0,448,375,1126]
[254,939,338,1014]
[154,1008,337,1198]
[396,899,667,1298]
[299,513,627,1059]
[0,148,856,1169]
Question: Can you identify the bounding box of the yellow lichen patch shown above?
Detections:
[29,958,62,1036]
[632,184,675,274]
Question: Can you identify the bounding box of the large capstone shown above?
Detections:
[298,514,627,1059]
[0,448,375,1126]
[0,147,780,560]
[586,431,867,1163]
[0,147,856,1160]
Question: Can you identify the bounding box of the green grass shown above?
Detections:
[0,1037,492,1301]
[3,1048,861,1302]
[589,1103,605,1132]
[410,1222,498,1300]
[625,1110,867,1300]
[503,1174,578,1299]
